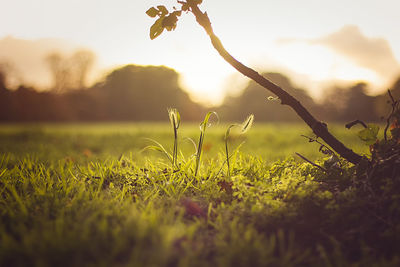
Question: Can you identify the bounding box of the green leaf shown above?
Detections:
[146,7,158,18]
[157,5,168,16]
[142,138,172,163]
[199,111,218,132]
[357,124,379,145]
[150,17,164,40]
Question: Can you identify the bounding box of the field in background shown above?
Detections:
[0,122,369,164]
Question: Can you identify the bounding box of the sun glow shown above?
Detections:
[175,41,385,105]
[173,54,235,106]
[1,0,399,105]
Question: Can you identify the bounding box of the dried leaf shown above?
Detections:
[218,180,233,194]
[181,198,206,218]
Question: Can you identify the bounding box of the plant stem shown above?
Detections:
[384,90,399,141]
[195,131,203,176]
[173,119,178,168]
[225,134,230,177]
[187,2,362,164]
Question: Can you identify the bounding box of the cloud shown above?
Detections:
[311,25,399,79]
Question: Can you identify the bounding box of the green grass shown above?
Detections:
[0,122,369,164]
[1,122,398,267]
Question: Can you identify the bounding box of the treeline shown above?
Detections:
[0,65,205,122]
[218,72,400,123]
[1,64,399,122]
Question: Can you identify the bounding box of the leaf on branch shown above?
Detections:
[267,96,279,101]
[157,5,169,16]
[181,3,190,11]
[150,17,165,40]
[146,7,159,18]
[173,10,182,17]
[162,13,179,31]
[357,124,379,145]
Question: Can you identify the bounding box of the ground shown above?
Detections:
[1,123,398,267]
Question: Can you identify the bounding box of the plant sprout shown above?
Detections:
[168,108,181,169]
[195,111,218,176]
[142,108,181,170]
[224,114,254,177]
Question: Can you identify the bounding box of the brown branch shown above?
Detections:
[187,2,362,164]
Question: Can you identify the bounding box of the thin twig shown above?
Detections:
[345,120,368,129]
[384,90,399,141]
[301,135,335,155]
[295,152,328,172]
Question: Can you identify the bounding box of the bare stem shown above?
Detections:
[384,90,399,141]
[187,1,362,164]
[295,152,328,172]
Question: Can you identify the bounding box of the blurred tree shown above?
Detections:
[70,50,95,89]
[93,64,204,121]
[320,82,379,122]
[220,72,317,121]
[0,63,204,122]
[0,61,22,89]
[374,77,400,119]
[46,52,71,93]
[45,50,95,92]
[319,86,349,121]
[0,69,12,121]
[11,86,39,121]
[0,70,5,91]
[341,83,378,121]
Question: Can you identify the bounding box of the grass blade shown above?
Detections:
[224,114,254,177]
[195,111,218,176]
[168,108,181,169]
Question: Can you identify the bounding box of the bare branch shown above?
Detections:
[186,2,362,164]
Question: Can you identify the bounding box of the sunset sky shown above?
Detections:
[1,0,400,105]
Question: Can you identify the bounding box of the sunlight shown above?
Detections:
[179,71,228,105]
[175,56,234,106]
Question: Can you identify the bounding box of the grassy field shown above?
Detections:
[0,122,369,163]
[1,122,398,266]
